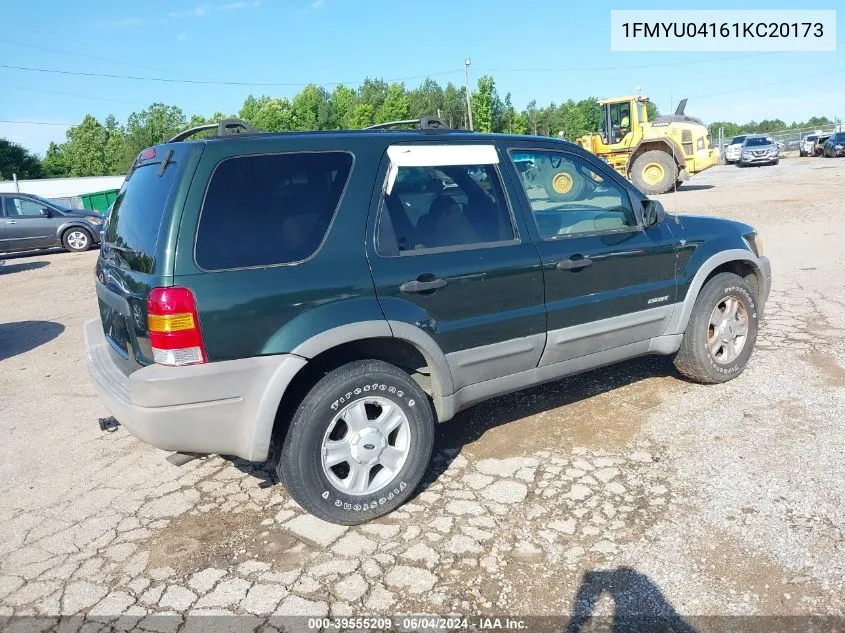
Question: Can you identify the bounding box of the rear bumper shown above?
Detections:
[84,319,307,461]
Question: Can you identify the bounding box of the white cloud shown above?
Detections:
[111,17,143,27]
[176,33,189,43]
[219,0,260,9]
[168,4,211,19]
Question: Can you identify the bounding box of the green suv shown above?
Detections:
[85,118,771,525]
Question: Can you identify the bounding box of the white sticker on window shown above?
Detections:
[385,144,499,195]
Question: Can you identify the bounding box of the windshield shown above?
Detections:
[806,135,818,142]
[730,136,746,145]
[831,133,845,142]
[744,137,773,147]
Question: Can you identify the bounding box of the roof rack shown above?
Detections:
[364,116,450,131]
[167,118,256,143]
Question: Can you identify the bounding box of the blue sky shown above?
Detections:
[0,0,842,155]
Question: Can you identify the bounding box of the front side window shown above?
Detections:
[196,152,353,270]
[377,163,514,256]
[3,197,46,217]
[609,102,632,143]
[509,149,637,239]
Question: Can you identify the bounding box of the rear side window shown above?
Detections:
[195,152,353,270]
[105,163,178,273]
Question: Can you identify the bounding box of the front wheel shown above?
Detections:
[278,359,435,525]
[630,150,678,195]
[62,228,92,252]
[674,272,759,384]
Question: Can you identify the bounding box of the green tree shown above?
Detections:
[292,84,333,131]
[62,115,112,177]
[442,82,466,129]
[41,142,69,177]
[408,78,445,119]
[358,78,388,112]
[331,85,358,129]
[471,75,495,133]
[377,83,410,123]
[104,115,128,173]
[124,103,187,163]
[0,139,42,180]
[350,103,375,129]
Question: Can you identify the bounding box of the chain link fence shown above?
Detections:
[712,122,843,161]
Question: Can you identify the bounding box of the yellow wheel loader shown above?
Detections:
[573,96,718,195]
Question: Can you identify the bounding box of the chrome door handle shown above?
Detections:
[400,278,448,293]
[555,256,592,271]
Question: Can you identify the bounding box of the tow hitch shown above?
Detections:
[98,417,120,432]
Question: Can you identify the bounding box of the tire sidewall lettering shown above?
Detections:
[321,378,419,515]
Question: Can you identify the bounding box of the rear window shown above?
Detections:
[195,152,353,270]
[105,162,178,273]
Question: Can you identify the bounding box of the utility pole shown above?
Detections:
[464,58,474,132]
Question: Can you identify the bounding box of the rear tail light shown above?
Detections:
[147,287,206,366]
[139,147,157,162]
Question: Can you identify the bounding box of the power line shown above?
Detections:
[0,82,139,105]
[0,119,72,126]
[693,67,845,100]
[0,38,215,81]
[0,63,463,87]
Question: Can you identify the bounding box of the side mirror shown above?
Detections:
[39,208,52,218]
[642,199,665,227]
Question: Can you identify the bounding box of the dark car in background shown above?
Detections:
[0,193,104,254]
[823,132,845,158]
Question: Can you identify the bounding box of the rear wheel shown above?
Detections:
[674,272,759,384]
[62,228,92,252]
[630,150,677,195]
[278,359,435,525]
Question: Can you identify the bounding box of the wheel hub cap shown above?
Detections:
[708,295,748,364]
[320,396,411,496]
[643,163,665,185]
[349,427,387,465]
[552,172,573,193]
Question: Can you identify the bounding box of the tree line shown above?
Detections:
[0,74,837,180]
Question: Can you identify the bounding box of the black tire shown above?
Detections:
[278,359,435,525]
[630,150,677,195]
[541,161,586,202]
[674,272,760,384]
[62,227,92,252]
[772,159,779,166]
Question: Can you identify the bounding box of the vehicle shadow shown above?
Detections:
[419,354,676,489]
[665,184,714,192]
[0,260,50,274]
[0,320,65,361]
[564,567,697,633]
[0,247,65,259]
[231,355,677,492]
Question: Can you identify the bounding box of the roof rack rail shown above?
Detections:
[363,116,450,131]
[167,118,256,143]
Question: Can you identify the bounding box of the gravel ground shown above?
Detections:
[1,157,843,629]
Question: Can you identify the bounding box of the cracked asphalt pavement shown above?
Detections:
[1,157,843,629]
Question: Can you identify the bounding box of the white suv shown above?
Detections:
[724,135,748,164]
